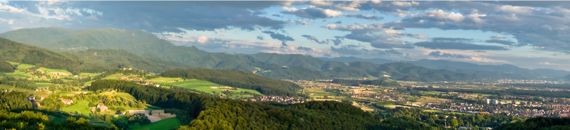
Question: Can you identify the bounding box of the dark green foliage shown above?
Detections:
[184,101,377,130]
[0,107,112,129]
[0,61,14,72]
[88,80,381,130]
[497,117,570,130]
[87,80,205,117]
[127,113,150,125]
[0,91,32,111]
[0,111,49,129]
[374,108,517,129]
[161,69,301,96]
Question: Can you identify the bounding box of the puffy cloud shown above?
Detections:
[386,2,570,52]
[284,6,342,18]
[426,9,465,22]
[335,1,365,11]
[392,1,419,7]
[415,38,508,50]
[326,23,412,48]
[497,5,534,14]
[310,0,333,7]
[0,2,25,13]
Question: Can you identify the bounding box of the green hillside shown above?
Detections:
[161,69,300,96]
[0,38,80,73]
[87,80,385,130]
[66,49,178,72]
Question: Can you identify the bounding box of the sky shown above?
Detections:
[1,0,570,70]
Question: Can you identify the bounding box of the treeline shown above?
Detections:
[332,79,400,87]
[412,87,570,98]
[497,117,570,130]
[0,90,32,111]
[88,80,382,130]
[183,101,378,130]
[87,80,206,118]
[161,69,300,96]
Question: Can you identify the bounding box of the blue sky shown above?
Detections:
[1,1,570,70]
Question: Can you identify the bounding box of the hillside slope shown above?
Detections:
[0,38,80,73]
[161,69,300,96]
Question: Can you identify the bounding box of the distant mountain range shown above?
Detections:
[1,27,568,81]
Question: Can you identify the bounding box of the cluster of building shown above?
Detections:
[126,110,177,122]
[423,98,570,118]
[248,96,305,104]
[494,79,566,84]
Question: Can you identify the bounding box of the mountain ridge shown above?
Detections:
[3,27,566,81]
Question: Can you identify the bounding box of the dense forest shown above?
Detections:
[161,69,301,96]
[88,80,381,130]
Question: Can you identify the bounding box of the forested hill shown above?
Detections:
[86,80,384,130]
[0,38,80,73]
[65,49,181,72]
[1,27,486,81]
[161,69,300,96]
[0,38,179,74]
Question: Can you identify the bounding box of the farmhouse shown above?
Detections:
[127,110,176,122]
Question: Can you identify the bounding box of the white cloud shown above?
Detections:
[35,5,103,21]
[468,10,486,24]
[0,2,24,13]
[310,0,333,7]
[322,9,342,17]
[427,9,465,22]
[282,6,298,12]
[498,5,533,14]
[392,1,419,7]
[326,23,410,48]
[197,35,209,44]
[336,1,364,11]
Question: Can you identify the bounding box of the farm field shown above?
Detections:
[129,117,181,130]
[61,100,91,115]
[170,80,262,98]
